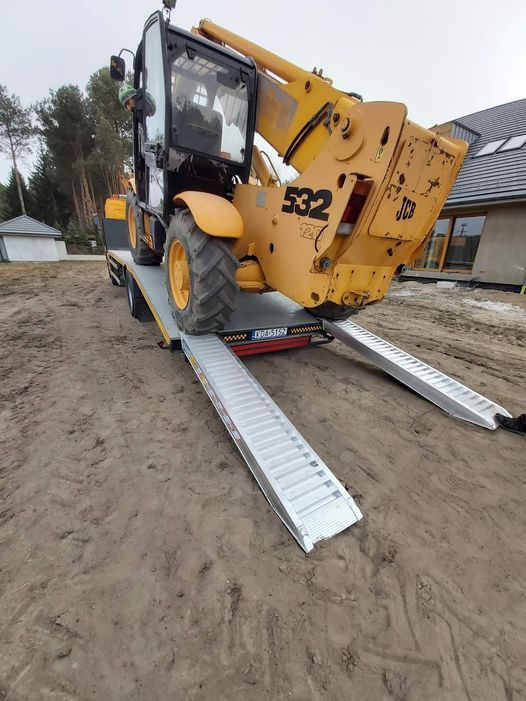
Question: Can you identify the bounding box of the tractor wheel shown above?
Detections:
[126,190,162,266]
[306,300,357,321]
[165,208,239,335]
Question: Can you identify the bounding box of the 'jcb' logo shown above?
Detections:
[395,196,416,221]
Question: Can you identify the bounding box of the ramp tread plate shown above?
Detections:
[324,319,511,430]
[181,333,362,552]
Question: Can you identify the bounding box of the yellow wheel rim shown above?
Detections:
[127,204,137,249]
[168,240,190,310]
[143,214,153,247]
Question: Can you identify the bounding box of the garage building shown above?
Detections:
[0,215,62,262]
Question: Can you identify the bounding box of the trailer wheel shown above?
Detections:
[307,301,357,320]
[165,208,239,334]
[125,269,153,321]
[126,190,162,266]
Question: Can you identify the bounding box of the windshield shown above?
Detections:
[171,53,249,163]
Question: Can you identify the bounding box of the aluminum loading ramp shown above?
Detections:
[107,249,363,551]
[182,334,362,552]
[324,319,512,430]
[107,247,511,550]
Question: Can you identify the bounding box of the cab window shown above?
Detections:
[144,20,166,145]
[171,52,249,163]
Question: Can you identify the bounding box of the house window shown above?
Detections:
[413,214,486,273]
[473,135,526,156]
[474,139,506,157]
[443,216,485,271]
[194,84,208,106]
[499,134,526,152]
[413,218,449,269]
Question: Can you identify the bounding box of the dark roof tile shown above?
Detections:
[0,215,61,237]
[445,98,526,206]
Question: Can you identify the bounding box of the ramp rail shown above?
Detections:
[324,319,511,430]
[183,333,362,552]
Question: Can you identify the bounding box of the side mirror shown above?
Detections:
[110,55,126,82]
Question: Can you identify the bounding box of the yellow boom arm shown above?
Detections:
[196,19,356,173]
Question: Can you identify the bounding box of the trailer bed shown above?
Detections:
[107,249,327,352]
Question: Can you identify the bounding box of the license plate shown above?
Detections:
[251,327,288,340]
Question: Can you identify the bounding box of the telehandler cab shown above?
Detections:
[110,1,467,335]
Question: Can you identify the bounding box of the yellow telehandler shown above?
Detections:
[110,1,467,335]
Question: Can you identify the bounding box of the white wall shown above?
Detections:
[55,240,68,260]
[2,235,59,262]
[472,204,526,285]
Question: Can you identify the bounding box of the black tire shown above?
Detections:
[125,270,153,321]
[165,208,239,335]
[306,300,357,320]
[126,190,162,266]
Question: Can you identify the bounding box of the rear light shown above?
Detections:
[337,180,372,235]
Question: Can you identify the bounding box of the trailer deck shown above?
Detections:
[108,250,327,354]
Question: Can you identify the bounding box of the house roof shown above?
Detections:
[445,98,526,207]
[0,215,61,238]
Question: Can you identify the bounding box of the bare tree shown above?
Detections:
[0,85,35,215]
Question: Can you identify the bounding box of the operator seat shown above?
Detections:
[172,101,223,157]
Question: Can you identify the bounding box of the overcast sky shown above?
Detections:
[1,0,525,183]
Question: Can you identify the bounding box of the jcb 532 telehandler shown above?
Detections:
[110,1,467,335]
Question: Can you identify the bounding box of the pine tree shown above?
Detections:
[3,168,33,220]
[0,85,35,215]
[28,149,59,227]
[37,85,96,229]
[35,70,132,230]
[86,67,132,199]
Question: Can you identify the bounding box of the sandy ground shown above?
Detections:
[1,261,525,701]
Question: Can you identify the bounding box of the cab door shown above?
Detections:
[142,13,168,213]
